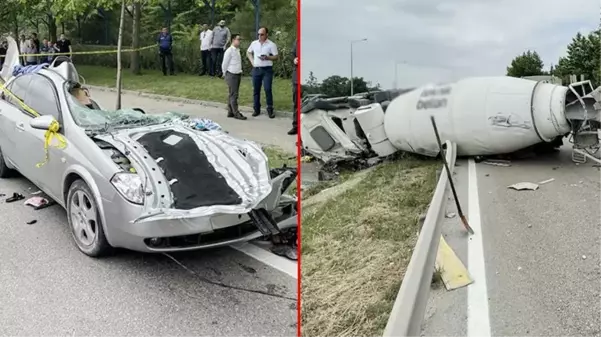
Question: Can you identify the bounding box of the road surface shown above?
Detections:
[422,145,600,336]
[0,89,298,336]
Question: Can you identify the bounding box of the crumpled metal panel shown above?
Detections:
[95,123,276,222]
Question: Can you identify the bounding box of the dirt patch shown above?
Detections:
[301,157,438,337]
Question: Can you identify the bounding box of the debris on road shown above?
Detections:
[26,220,37,225]
[5,193,25,203]
[435,236,473,291]
[508,182,539,191]
[431,117,474,235]
[24,196,56,210]
[538,178,555,185]
[445,212,456,218]
[482,160,511,167]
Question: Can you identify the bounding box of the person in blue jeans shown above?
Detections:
[246,27,279,118]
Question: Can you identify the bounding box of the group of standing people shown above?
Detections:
[19,33,72,66]
[156,22,298,135]
[199,20,231,78]
[219,26,298,135]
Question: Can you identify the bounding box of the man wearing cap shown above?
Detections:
[211,19,231,78]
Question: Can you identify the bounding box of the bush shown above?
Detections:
[72,32,294,78]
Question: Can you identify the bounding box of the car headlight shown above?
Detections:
[110,172,144,205]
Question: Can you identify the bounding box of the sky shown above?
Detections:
[301,0,599,89]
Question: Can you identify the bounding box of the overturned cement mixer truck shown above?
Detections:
[300,76,601,165]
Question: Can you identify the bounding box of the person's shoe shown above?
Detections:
[267,109,276,119]
[287,128,298,135]
[252,111,260,117]
[227,113,235,118]
[234,112,247,120]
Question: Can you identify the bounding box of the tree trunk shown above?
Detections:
[13,18,18,39]
[130,0,141,75]
[47,14,57,42]
[77,17,82,39]
[116,0,126,110]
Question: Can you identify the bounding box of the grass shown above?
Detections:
[300,157,439,337]
[77,65,293,112]
[264,146,297,168]
[264,146,297,195]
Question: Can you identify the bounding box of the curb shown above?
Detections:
[85,85,292,118]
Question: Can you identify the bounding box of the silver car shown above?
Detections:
[0,38,297,257]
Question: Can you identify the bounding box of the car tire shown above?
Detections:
[0,146,14,178]
[66,179,113,257]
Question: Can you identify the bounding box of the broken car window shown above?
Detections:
[64,82,187,132]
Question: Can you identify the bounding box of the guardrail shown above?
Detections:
[383,140,457,337]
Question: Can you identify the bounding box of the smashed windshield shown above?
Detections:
[64,82,188,131]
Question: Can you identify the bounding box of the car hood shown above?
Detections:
[94,123,286,223]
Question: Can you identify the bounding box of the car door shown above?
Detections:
[0,74,33,170]
[17,74,65,201]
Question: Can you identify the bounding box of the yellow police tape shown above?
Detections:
[0,44,159,166]
[0,82,67,168]
[1,44,157,58]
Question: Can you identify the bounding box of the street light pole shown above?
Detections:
[350,38,367,96]
[393,61,406,89]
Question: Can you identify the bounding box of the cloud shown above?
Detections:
[301,0,599,88]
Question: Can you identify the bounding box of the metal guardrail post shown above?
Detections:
[383,140,457,337]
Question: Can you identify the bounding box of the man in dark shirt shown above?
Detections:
[157,27,175,76]
[56,33,72,58]
[288,38,298,135]
[31,33,41,62]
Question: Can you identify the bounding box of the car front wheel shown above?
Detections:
[66,179,112,257]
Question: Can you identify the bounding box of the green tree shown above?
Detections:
[303,75,374,97]
[553,30,601,86]
[506,50,545,77]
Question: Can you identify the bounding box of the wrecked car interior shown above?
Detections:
[300,77,601,177]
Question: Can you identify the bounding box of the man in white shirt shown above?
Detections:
[246,26,279,119]
[199,24,213,76]
[19,34,27,65]
[222,34,247,120]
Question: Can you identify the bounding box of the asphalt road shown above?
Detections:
[0,90,297,336]
[422,144,600,336]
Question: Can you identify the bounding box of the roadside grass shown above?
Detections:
[301,170,355,199]
[264,146,296,168]
[264,146,297,195]
[77,65,293,112]
[301,157,439,337]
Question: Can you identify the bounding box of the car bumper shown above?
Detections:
[101,196,297,253]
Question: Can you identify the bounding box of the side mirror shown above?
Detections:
[29,115,56,130]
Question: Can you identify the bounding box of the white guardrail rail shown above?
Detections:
[383,140,457,337]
